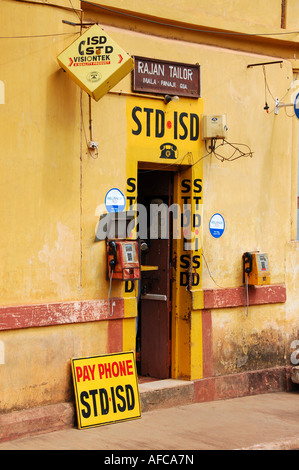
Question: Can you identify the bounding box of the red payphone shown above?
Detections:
[106,240,141,281]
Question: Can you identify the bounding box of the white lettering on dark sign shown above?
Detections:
[133,57,200,98]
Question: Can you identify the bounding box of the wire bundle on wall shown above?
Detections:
[205,139,253,162]
[260,64,299,117]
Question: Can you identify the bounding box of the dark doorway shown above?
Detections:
[136,169,173,379]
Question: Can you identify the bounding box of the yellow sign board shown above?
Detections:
[57,24,134,101]
[71,351,141,429]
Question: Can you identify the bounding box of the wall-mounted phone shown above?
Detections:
[242,252,271,286]
[159,143,177,160]
[107,239,141,281]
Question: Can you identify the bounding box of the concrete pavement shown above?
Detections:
[0,391,299,450]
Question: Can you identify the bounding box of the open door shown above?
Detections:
[137,169,173,379]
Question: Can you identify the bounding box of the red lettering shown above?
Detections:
[119,360,126,376]
[97,359,134,379]
[88,364,95,381]
[83,366,90,381]
[104,362,112,378]
[76,366,83,382]
[126,359,133,375]
[98,363,104,379]
[112,361,119,377]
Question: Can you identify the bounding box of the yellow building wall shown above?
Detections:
[0,0,82,305]
[0,0,299,412]
[0,322,109,411]
[85,0,283,33]
[84,0,299,49]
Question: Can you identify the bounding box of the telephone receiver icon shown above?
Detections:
[109,241,118,269]
[159,142,177,159]
[242,252,253,283]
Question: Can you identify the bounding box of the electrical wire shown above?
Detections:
[261,66,299,115]
[0,2,272,303]
[262,65,276,102]
[261,64,278,113]
[81,1,299,38]
[138,150,194,174]
[190,228,225,289]
[68,0,82,22]
[80,93,99,159]
[204,138,253,163]
[2,4,299,40]
[279,71,299,117]
[263,65,270,112]
[0,32,78,39]
[0,0,81,39]
[132,146,251,290]
[188,138,252,290]
[284,106,295,118]
[200,248,226,289]
[280,71,299,103]
[139,138,253,175]
[187,148,213,168]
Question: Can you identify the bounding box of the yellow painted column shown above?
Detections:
[122,149,139,353]
[122,283,138,352]
[172,158,204,380]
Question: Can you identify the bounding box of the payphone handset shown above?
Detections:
[242,252,271,286]
[107,239,141,281]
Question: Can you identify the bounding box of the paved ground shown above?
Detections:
[0,391,299,451]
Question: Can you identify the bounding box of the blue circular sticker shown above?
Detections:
[105,188,126,213]
[294,92,299,119]
[209,213,225,238]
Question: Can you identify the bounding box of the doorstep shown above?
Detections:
[139,378,194,412]
[138,375,158,384]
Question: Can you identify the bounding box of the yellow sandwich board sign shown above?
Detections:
[57,24,134,101]
[71,351,141,429]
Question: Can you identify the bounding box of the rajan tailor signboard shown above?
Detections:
[57,24,134,101]
[71,351,141,429]
[132,56,201,98]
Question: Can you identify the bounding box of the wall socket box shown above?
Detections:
[201,115,227,139]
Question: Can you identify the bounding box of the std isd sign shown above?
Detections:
[71,351,141,429]
[57,24,134,101]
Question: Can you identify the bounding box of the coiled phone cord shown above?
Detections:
[244,277,249,316]
[108,268,114,316]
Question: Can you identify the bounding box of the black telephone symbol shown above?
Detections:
[160,142,177,159]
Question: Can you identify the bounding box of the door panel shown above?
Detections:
[140,239,170,378]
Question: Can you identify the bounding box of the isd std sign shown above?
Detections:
[71,351,141,429]
[57,24,134,101]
